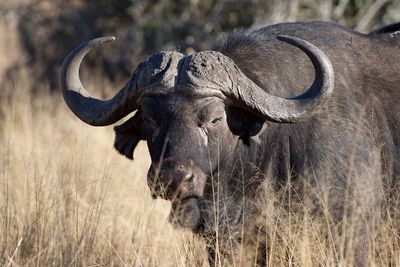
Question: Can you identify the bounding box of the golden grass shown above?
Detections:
[1,81,399,266]
[0,83,207,266]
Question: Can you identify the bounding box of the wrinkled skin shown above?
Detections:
[114,88,268,266]
[115,92,263,231]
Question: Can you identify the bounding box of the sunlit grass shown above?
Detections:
[1,82,399,266]
[0,83,207,266]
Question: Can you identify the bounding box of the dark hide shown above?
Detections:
[370,22,400,34]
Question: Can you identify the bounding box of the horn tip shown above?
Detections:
[276,35,297,43]
[101,36,116,42]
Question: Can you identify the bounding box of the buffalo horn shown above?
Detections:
[230,35,334,123]
[60,37,139,126]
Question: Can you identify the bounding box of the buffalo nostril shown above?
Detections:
[184,174,194,182]
[177,165,185,171]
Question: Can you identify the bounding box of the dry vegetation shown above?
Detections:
[2,83,400,266]
[0,81,210,266]
[1,0,400,266]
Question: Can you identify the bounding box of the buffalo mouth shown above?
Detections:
[168,197,202,230]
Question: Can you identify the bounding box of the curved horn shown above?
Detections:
[60,37,138,126]
[231,35,334,123]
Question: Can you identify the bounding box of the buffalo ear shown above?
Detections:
[114,112,145,160]
[227,107,266,145]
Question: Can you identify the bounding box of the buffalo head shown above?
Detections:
[60,35,333,231]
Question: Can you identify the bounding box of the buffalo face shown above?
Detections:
[114,93,264,230]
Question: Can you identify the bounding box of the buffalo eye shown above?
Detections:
[210,117,223,126]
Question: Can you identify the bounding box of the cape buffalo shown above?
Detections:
[61,21,400,266]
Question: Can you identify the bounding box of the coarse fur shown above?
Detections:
[61,21,400,266]
[207,21,400,265]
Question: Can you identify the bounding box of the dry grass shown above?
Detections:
[254,176,400,267]
[1,81,399,266]
[2,81,400,267]
[1,2,400,265]
[0,83,207,266]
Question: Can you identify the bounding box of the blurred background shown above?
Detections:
[0,0,399,93]
[1,1,400,266]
